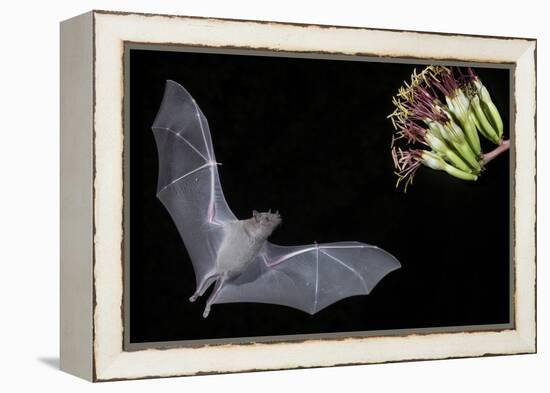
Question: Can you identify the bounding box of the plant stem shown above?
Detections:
[482,139,510,165]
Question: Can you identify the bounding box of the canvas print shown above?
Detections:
[126,46,511,346]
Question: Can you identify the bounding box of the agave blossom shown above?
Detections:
[389,65,509,191]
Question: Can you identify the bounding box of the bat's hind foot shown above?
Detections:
[190,274,219,303]
[201,276,226,318]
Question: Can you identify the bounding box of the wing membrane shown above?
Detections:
[151,80,237,286]
[215,241,401,314]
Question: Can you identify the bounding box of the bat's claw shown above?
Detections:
[202,306,211,318]
[189,294,198,302]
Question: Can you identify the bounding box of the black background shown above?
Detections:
[129,48,510,343]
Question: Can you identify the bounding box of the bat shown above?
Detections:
[151,80,401,318]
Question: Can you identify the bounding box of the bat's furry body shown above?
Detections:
[152,80,401,318]
[216,212,281,278]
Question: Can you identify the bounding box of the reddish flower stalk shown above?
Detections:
[482,139,510,165]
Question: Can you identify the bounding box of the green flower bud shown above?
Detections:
[471,95,500,145]
[445,90,481,156]
[427,119,481,173]
[475,80,504,140]
[468,105,499,145]
[424,133,472,173]
[420,151,478,181]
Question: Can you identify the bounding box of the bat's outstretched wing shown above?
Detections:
[214,241,400,314]
[151,80,237,287]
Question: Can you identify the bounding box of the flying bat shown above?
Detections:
[151,80,401,318]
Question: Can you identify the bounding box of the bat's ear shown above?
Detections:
[252,210,261,222]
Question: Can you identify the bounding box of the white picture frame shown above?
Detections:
[60,10,536,381]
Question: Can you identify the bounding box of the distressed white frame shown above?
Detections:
[60,10,536,381]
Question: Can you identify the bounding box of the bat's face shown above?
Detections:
[251,210,282,239]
